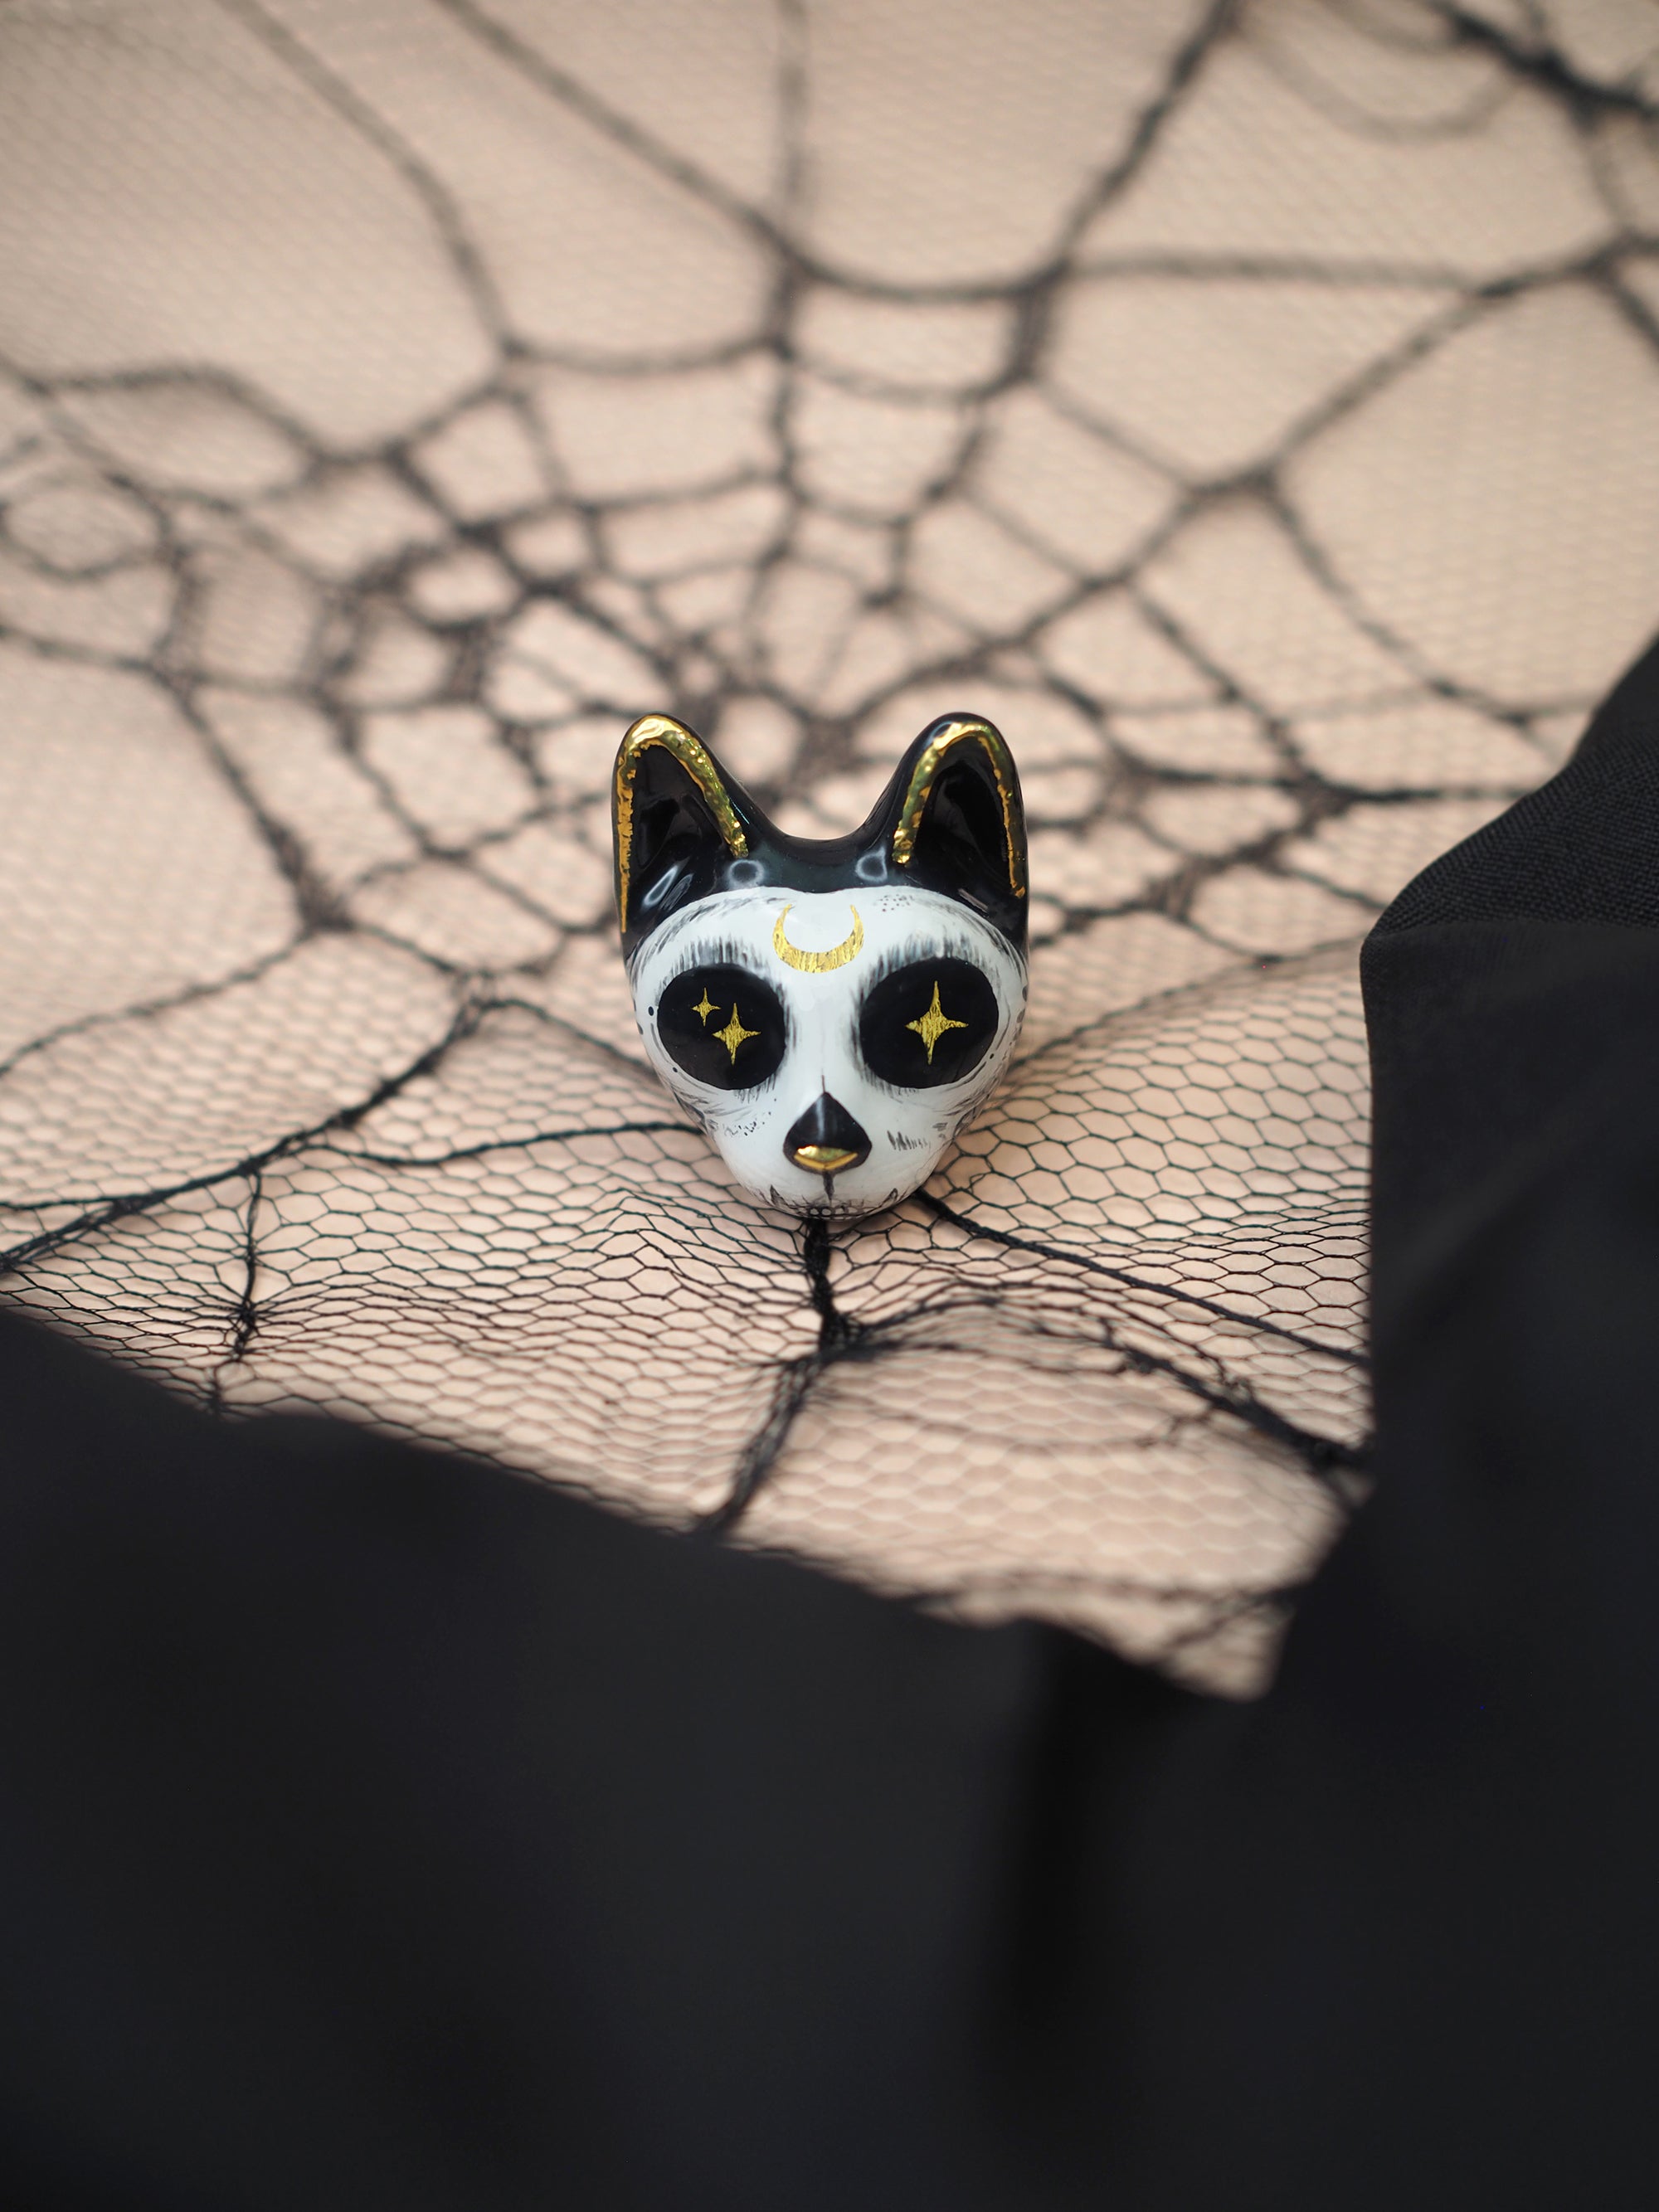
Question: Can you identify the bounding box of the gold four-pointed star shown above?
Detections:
[906,981,968,1064]
[693,988,718,1024]
[713,1004,759,1062]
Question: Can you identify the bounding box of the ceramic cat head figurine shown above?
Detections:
[612,711,1028,1218]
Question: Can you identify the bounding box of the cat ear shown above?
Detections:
[613,715,749,958]
[888,716,1028,948]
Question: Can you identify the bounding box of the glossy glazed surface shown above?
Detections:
[630,883,1026,1218]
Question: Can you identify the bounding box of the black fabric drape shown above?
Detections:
[6,643,1659,2209]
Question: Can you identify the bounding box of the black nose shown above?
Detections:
[784,1093,871,1177]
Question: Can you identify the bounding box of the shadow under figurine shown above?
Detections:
[612,712,1029,1219]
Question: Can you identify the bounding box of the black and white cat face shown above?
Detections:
[613,712,1029,1218]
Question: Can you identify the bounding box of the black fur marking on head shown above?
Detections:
[615,712,1028,964]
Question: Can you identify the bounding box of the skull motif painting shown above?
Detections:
[613,712,1029,1218]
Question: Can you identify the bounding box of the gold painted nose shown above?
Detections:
[783,1093,871,1179]
[791,1143,860,1174]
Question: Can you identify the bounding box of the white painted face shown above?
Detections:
[630,882,1028,1218]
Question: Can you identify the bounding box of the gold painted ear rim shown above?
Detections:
[613,713,748,931]
[889,717,1028,899]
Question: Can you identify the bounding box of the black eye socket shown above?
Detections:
[859,957,1000,1090]
[656,965,787,1091]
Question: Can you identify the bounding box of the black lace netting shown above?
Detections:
[2,0,1656,1693]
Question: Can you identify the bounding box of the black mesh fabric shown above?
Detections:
[3,638,1659,2208]
[3,0,1659,1695]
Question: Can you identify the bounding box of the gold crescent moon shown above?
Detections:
[771,902,864,973]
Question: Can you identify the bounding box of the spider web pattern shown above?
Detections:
[2,0,1657,1691]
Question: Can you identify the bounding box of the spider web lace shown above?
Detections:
[2,0,1655,1691]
